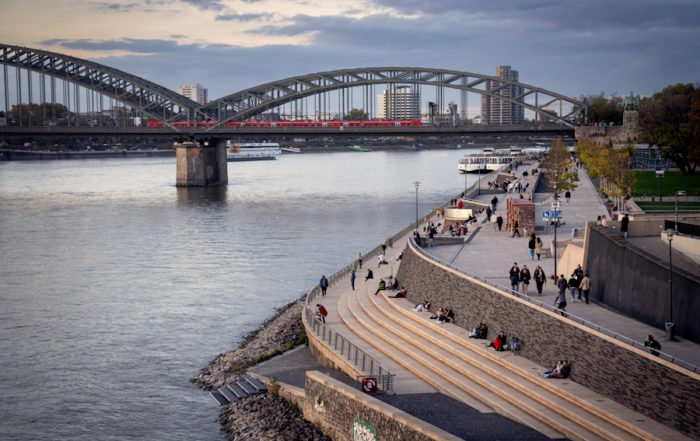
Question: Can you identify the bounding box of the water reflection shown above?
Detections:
[176,185,228,206]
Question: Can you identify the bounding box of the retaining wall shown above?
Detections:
[396,241,700,438]
[584,223,700,343]
[304,371,460,441]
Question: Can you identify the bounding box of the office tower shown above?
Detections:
[480,66,524,124]
[377,86,420,119]
[178,84,209,105]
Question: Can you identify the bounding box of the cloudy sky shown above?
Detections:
[1,0,699,104]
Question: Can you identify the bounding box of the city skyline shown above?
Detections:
[0,0,698,103]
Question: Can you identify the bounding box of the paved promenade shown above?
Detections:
[429,165,700,368]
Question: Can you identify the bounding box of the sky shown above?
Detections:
[1,0,699,106]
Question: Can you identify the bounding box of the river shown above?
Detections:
[0,149,483,440]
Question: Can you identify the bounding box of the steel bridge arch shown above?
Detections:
[1,44,198,128]
[201,67,586,129]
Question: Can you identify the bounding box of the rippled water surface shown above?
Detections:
[0,149,481,440]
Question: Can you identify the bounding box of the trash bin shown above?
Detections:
[665,322,675,341]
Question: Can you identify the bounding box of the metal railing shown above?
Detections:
[410,237,699,374]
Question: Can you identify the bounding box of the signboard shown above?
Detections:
[542,210,550,221]
[361,377,378,394]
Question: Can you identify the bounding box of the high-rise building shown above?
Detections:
[377,86,420,119]
[178,84,208,105]
[480,66,524,124]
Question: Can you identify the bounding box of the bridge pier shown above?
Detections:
[175,139,228,187]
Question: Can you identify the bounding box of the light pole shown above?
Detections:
[656,169,664,202]
[553,171,559,280]
[414,181,420,232]
[463,170,467,196]
[664,228,675,340]
[675,190,686,232]
[478,164,481,196]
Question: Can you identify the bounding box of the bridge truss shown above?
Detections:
[1,44,586,132]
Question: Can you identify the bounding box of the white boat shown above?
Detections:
[227,142,281,162]
[281,147,301,153]
[458,151,518,173]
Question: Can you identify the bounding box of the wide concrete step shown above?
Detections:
[369,292,635,441]
[378,291,684,441]
[341,290,563,439]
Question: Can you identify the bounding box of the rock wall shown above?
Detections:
[584,224,700,342]
[304,371,460,441]
[396,241,700,438]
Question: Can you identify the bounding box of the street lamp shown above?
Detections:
[478,164,481,196]
[552,172,559,282]
[656,169,664,202]
[663,228,675,341]
[414,181,420,232]
[675,190,686,232]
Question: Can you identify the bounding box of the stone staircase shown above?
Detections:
[210,375,268,406]
[336,286,689,441]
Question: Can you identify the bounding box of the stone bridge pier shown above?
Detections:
[175,139,228,187]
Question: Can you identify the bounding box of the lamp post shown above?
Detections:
[664,228,675,340]
[478,164,481,196]
[553,171,559,280]
[656,169,664,202]
[675,190,686,232]
[414,181,420,232]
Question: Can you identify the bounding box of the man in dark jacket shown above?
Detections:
[320,275,328,297]
[509,263,520,293]
[520,265,531,294]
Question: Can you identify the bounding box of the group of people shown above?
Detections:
[429,307,455,324]
[508,262,547,295]
[554,266,591,314]
[468,322,489,339]
[488,330,517,352]
[528,232,543,260]
[542,359,571,379]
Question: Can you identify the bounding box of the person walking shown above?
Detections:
[535,237,543,260]
[316,304,328,323]
[567,274,579,302]
[520,265,531,294]
[511,219,521,238]
[580,273,590,304]
[491,213,498,231]
[621,214,629,238]
[528,234,536,260]
[572,264,584,301]
[556,275,568,316]
[491,196,499,212]
[319,275,329,297]
[509,263,520,293]
[565,190,571,203]
[534,265,546,295]
[486,206,492,221]
[350,269,356,291]
[496,215,504,231]
[358,252,363,269]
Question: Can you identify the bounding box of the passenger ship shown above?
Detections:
[457,147,521,173]
[227,142,281,162]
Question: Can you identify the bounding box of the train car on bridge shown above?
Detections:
[146,119,423,129]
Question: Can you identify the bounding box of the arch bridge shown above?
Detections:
[1,44,585,131]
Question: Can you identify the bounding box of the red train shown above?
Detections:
[146,119,423,129]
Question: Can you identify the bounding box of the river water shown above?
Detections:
[0,149,481,440]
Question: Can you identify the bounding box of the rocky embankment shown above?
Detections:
[221,393,330,441]
[192,296,307,390]
[193,296,326,440]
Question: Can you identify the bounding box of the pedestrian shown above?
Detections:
[567,274,579,302]
[491,213,498,231]
[365,269,374,281]
[381,242,387,255]
[621,214,629,238]
[565,190,571,203]
[528,234,536,260]
[644,335,661,356]
[496,215,504,231]
[572,264,584,300]
[491,196,498,212]
[580,272,590,304]
[512,219,521,238]
[509,262,520,293]
[534,265,546,295]
[520,265,531,294]
[358,252,363,269]
[320,275,328,297]
[486,206,492,220]
[377,252,386,267]
[535,237,543,260]
[316,304,328,323]
[555,275,568,316]
[350,269,356,291]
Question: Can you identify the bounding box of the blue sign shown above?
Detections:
[543,211,550,219]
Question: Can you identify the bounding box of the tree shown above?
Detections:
[8,103,69,126]
[576,138,635,211]
[639,83,698,175]
[347,108,367,121]
[587,94,623,124]
[542,138,578,194]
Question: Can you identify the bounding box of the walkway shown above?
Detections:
[429,165,700,368]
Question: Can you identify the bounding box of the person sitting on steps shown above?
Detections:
[390,287,407,298]
[413,300,430,312]
[542,360,570,379]
[488,331,507,351]
[469,323,488,339]
[374,278,386,295]
[365,269,373,281]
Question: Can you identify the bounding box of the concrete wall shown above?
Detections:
[396,242,700,438]
[556,242,584,278]
[304,371,461,441]
[175,141,228,187]
[585,224,700,343]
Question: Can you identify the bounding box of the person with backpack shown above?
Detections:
[319,275,328,297]
[316,304,328,323]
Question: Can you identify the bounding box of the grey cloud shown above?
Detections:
[180,0,225,11]
[215,12,273,21]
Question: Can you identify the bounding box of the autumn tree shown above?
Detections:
[587,94,623,124]
[576,139,635,211]
[639,83,699,175]
[347,108,367,120]
[542,138,578,195]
